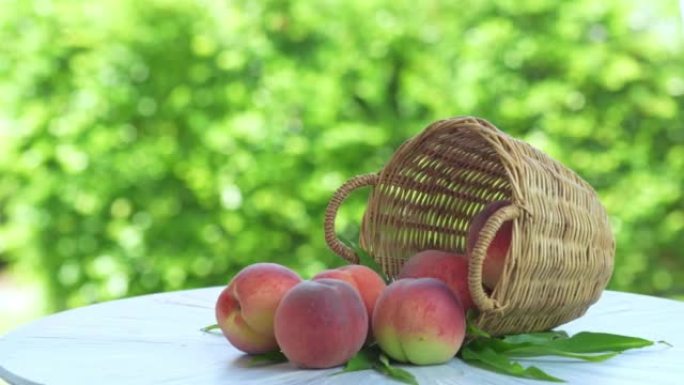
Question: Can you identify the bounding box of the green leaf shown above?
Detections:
[498,331,623,361]
[375,354,419,385]
[472,330,656,355]
[346,350,375,371]
[200,323,221,333]
[465,313,491,338]
[247,351,288,366]
[464,336,512,354]
[331,347,376,375]
[461,346,564,382]
[330,346,418,385]
[460,329,661,383]
[545,332,654,353]
[502,331,569,345]
[503,346,620,362]
[339,236,390,283]
[466,330,650,363]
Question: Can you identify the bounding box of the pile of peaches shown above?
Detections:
[214,201,511,368]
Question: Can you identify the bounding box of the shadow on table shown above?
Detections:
[225,354,336,385]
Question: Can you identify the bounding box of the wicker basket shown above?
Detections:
[324,116,615,336]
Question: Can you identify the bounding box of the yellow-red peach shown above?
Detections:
[466,200,513,289]
[398,250,474,312]
[372,278,466,365]
[215,263,301,354]
[312,264,386,335]
[274,279,368,368]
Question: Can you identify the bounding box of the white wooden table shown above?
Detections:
[1,288,681,385]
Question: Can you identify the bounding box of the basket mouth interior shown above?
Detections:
[361,120,514,272]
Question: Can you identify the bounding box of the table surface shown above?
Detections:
[1,288,682,385]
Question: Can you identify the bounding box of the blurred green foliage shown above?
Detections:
[1,0,683,313]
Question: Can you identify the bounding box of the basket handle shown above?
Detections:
[324,173,379,263]
[469,204,520,312]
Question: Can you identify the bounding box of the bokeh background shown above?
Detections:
[1,0,683,333]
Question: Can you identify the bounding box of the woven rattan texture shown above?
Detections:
[324,116,615,335]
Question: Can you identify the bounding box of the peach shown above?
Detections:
[215,263,301,354]
[312,264,386,335]
[466,200,513,289]
[397,250,474,312]
[372,278,466,365]
[274,279,368,368]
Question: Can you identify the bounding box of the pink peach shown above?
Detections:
[398,250,474,312]
[312,264,386,335]
[372,278,466,365]
[466,200,513,288]
[274,279,368,368]
[215,263,301,354]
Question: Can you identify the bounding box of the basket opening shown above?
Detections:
[361,119,514,275]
